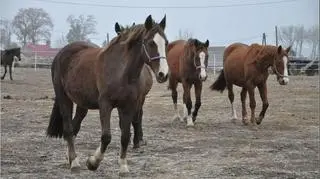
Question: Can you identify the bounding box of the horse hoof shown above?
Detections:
[119,165,129,176]
[173,115,181,122]
[242,119,249,125]
[70,157,81,172]
[86,157,99,171]
[186,116,194,127]
[256,120,262,125]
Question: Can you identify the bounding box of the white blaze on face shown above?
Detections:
[153,33,169,76]
[199,51,207,79]
[282,56,289,84]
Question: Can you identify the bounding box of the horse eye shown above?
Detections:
[148,41,156,47]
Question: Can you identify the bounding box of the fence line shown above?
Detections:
[13,50,318,76]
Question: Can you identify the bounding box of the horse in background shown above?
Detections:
[210,43,291,125]
[1,47,21,80]
[167,39,209,127]
[46,15,168,175]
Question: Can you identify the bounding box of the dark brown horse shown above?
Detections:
[1,47,21,80]
[70,22,150,149]
[167,39,209,127]
[210,43,291,125]
[46,15,168,174]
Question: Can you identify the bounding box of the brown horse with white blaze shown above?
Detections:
[210,43,291,125]
[167,39,209,127]
[46,15,168,175]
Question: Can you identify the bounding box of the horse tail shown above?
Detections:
[210,69,226,93]
[46,98,64,138]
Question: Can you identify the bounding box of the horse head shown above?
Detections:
[273,45,291,85]
[187,38,210,81]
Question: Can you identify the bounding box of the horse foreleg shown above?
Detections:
[240,88,249,124]
[227,84,237,121]
[192,81,202,122]
[247,86,256,125]
[170,80,181,121]
[72,106,88,136]
[9,65,13,80]
[132,107,146,149]
[1,65,7,80]
[257,83,269,125]
[86,100,112,171]
[182,81,193,127]
[118,106,134,175]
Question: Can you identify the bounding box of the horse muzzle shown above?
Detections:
[278,77,289,85]
[156,71,168,83]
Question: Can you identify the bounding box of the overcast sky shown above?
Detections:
[0,0,319,55]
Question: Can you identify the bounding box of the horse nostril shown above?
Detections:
[158,72,165,78]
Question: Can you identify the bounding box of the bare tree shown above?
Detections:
[12,8,53,46]
[175,29,193,40]
[0,19,13,48]
[294,25,305,57]
[55,34,68,48]
[66,15,97,43]
[305,25,319,58]
[279,25,296,50]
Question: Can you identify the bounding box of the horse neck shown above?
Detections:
[257,48,276,71]
[182,46,196,71]
[122,43,145,84]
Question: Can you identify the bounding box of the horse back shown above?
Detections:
[223,43,250,86]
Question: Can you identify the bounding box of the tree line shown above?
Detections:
[279,25,319,58]
[1,8,319,58]
[0,8,97,49]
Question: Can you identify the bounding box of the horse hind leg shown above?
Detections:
[9,65,13,80]
[1,65,7,80]
[72,105,88,136]
[227,84,238,121]
[58,93,80,171]
[170,80,181,122]
[241,88,249,125]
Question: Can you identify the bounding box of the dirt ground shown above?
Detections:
[1,67,319,179]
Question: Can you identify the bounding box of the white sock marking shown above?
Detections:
[119,158,129,173]
[231,103,237,119]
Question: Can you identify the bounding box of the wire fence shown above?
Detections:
[11,50,319,76]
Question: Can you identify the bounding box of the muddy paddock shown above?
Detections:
[1,68,319,178]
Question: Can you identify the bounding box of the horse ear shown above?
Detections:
[144,15,153,31]
[115,22,121,35]
[277,45,282,54]
[286,45,291,53]
[194,39,199,47]
[159,14,166,30]
[132,22,135,26]
[205,40,209,48]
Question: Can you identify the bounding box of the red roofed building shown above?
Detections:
[22,41,60,59]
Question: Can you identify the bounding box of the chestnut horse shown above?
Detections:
[46,15,168,174]
[210,43,291,125]
[167,39,209,126]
